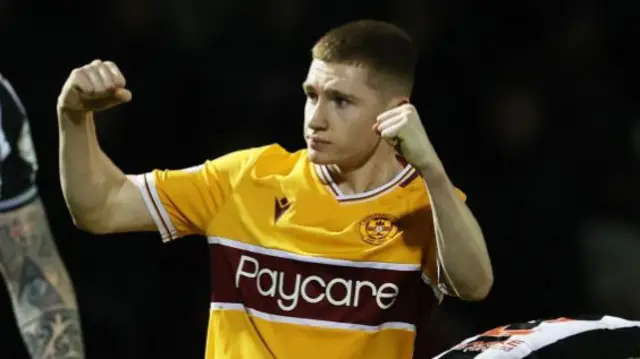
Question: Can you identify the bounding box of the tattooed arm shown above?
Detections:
[0,197,85,359]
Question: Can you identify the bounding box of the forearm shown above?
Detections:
[0,199,85,359]
[58,109,127,230]
[421,169,493,301]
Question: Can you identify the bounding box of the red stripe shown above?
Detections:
[143,175,172,239]
[209,242,431,327]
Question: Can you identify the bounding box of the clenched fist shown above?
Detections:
[374,103,445,174]
[57,59,132,113]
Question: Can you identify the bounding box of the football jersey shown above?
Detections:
[0,73,38,212]
[134,144,466,359]
[433,315,640,359]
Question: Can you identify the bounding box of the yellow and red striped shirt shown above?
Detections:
[134,144,465,359]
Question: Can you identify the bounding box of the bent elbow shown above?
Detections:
[464,271,494,302]
[69,212,109,235]
[471,280,493,301]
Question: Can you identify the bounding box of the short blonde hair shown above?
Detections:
[312,19,418,94]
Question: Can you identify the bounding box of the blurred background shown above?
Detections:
[1,0,640,358]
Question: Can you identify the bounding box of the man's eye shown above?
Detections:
[334,97,349,107]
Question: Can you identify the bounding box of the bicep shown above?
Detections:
[99,175,156,234]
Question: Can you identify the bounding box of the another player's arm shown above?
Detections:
[0,199,85,359]
[58,60,155,234]
[421,168,492,302]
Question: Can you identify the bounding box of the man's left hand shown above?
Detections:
[374,104,445,175]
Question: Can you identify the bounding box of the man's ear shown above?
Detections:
[386,96,410,110]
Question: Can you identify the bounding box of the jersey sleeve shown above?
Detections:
[133,148,258,242]
[422,187,467,301]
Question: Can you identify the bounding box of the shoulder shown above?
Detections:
[221,143,307,175]
[198,143,307,181]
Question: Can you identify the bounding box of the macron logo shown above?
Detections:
[274,197,292,223]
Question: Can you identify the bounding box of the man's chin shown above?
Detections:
[307,148,334,165]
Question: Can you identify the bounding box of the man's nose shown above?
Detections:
[307,102,328,130]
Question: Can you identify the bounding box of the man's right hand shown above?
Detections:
[57,59,132,114]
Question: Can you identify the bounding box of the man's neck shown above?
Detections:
[326,144,404,195]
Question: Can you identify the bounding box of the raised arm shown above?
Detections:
[57,60,154,234]
[58,60,264,243]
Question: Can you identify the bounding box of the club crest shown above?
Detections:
[358,213,399,245]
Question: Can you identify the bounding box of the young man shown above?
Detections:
[57,20,492,359]
[0,73,85,359]
[433,315,640,359]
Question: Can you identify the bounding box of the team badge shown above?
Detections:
[358,213,399,245]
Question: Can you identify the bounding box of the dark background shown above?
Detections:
[2,0,640,358]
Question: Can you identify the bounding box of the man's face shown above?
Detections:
[302,60,388,167]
